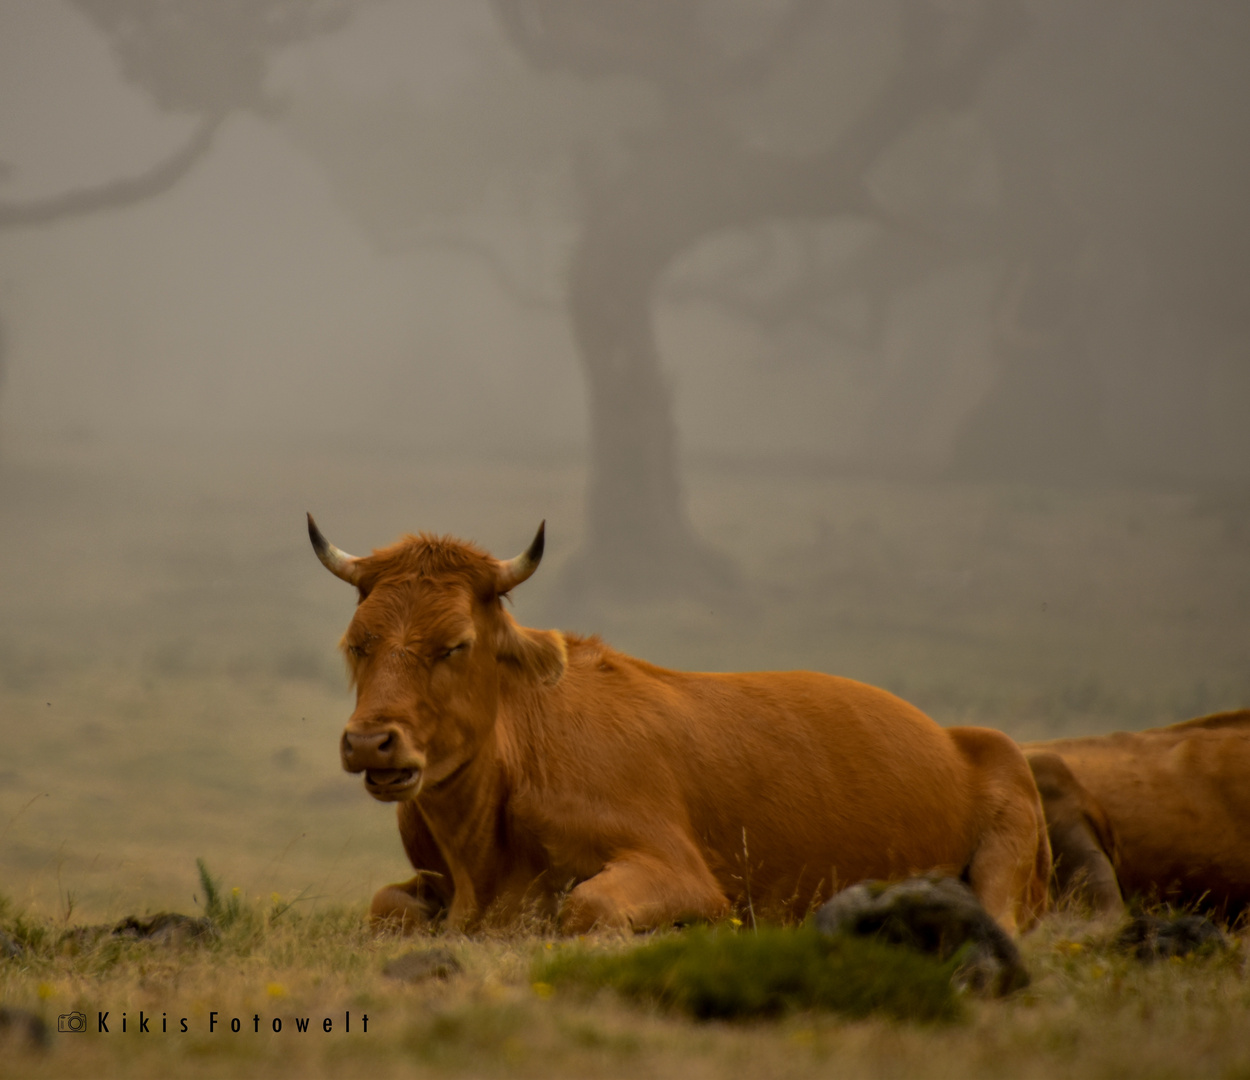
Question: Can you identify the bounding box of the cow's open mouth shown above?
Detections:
[364,768,421,800]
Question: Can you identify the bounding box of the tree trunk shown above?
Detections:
[559,163,736,602]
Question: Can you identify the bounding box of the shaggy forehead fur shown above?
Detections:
[356,533,499,595]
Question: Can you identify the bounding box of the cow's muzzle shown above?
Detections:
[363,768,421,801]
[341,727,423,800]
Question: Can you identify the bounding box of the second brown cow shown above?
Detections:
[1025,709,1250,915]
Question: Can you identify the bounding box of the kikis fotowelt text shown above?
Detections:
[70,1010,369,1035]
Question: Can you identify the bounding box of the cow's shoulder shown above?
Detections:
[561,633,622,671]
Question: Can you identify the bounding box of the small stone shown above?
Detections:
[111,913,219,944]
[0,1006,49,1050]
[383,947,462,983]
[0,931,24,959]
[1116,914,1227,961]
[57,925,112,952]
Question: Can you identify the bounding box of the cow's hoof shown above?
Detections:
[369,886,442,935]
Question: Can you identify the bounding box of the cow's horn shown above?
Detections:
[307,512,362,586]
[496,521,545,594]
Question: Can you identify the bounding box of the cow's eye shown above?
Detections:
[439,642,470,661]
[346,643,367,660]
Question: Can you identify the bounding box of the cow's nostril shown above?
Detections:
[341,727,400,772]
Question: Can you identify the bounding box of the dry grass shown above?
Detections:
[3,899,1250,1079]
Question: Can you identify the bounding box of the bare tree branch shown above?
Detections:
[661,223,946,357]
[489,1,703,87]
[714,0,830,92]
[493,0,829,98]
[0,113,225,230]
[407,230,565,313]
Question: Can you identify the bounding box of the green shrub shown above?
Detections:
[534,925,963,1023]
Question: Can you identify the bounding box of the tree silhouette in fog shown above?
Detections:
[486,1,1249,558]
[9,2,1245,580]
[0,0,354,409]
[486,0,1025,598]
[954,1,1249,486]
[0,2,353,229]
[0,1,356,455]
[273,1,1250,596]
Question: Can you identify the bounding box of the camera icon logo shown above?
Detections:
[58,1011,88,1033]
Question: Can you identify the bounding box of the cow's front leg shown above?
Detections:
[369,874,449,934]
[370,800,455,933]
[559,848,730,934]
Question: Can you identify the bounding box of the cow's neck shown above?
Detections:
[416,731,510,928]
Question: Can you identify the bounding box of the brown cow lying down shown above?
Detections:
[309,517,1050,936]
[1024,710,1250,915]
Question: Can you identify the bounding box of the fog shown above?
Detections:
[1,0,1247,915]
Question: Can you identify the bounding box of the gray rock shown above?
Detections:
[1116,914,1227,961]
[0,930,24,959]
[815,875,1029,996]
[383,947,462,983]
[0,1006,49,1050]
[56,924,111,951]
[59,912,219,952]
[111,912,219,944]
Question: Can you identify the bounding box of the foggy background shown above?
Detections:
[1,0,1247,917]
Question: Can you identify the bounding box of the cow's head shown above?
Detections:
[308,515,566,801]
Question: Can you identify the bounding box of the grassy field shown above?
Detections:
[3,897,1250,1079]
[1,432,1248,1076]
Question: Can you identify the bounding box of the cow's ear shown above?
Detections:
[496,616,566,685]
